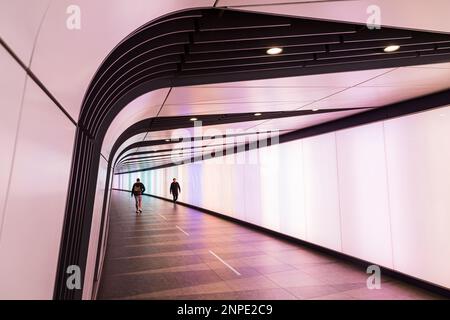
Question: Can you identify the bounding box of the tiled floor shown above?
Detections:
[97,191,445,300]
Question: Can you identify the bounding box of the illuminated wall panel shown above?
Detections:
[243,148,263,227]
[277,140,306,239]
[201,159,222,213]
[336,123,393,268]
[384,106,450,289]
[302,133,342,251]
[232,160,247,221]
[259,144,282,232]
[213,156,235,217]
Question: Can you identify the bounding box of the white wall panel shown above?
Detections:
[336,123,393,268]
[384,106,450,289]
[302,133,342,251]
[277,140,306,239]
[0,78,76,299]
[0,47,27,236]
[0,0,50,64]
[259,144,281,232]
[243,148,262,227]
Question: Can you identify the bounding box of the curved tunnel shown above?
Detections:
[1,1,450,300]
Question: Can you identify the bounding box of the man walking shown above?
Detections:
[170,178,181,202]
[131,178,146,214]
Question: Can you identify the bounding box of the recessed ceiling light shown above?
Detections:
[165,139,170,142]
[312,108,319,112]
[384,45,400,53]
[189,117,198,121]
[266,47,283,55]
[254,112,262,116]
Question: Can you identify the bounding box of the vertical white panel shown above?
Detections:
[0,47,27,233]
[243,148,262,226]
[200,158,214,210]
[223,155,235,216]
[336,123,393,268]
[0,78,76,299]
[302,133,342,251]
[259,144,281,231]
[233,161,247,221]
[278,140,306,239]
[385,106,450,288]
[82,156,108,299]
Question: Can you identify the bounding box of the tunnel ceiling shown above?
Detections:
[82,8,450,139]
[89,8,450,174]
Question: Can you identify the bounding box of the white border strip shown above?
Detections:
[176,225,190,236]
[209,250,241,276]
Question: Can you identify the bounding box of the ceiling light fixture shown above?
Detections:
[189,117,198,121]
[254,112,262,116]
[266,47,283,55]
[384,45,400,53]
[312,108,319,112]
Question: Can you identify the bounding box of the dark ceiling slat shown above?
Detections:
[122,150,211,165]
[189,34,341,54]
[343,29,412,43]
[437,42,450,50]
[317,44,436,60]
[182,53,313,71]
[438,43,450,49]
[184,45,325,63]
[330,37,450,52]
[422,48,450,56]
[306,51,419,67]
[193,21,356,44]
[178,60,306,77]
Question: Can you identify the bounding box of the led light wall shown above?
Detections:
[115,105,450,290]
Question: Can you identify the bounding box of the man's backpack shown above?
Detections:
[133,184,142,194]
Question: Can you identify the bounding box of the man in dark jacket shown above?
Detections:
[131,178,146,214]
[170,178,181,202]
